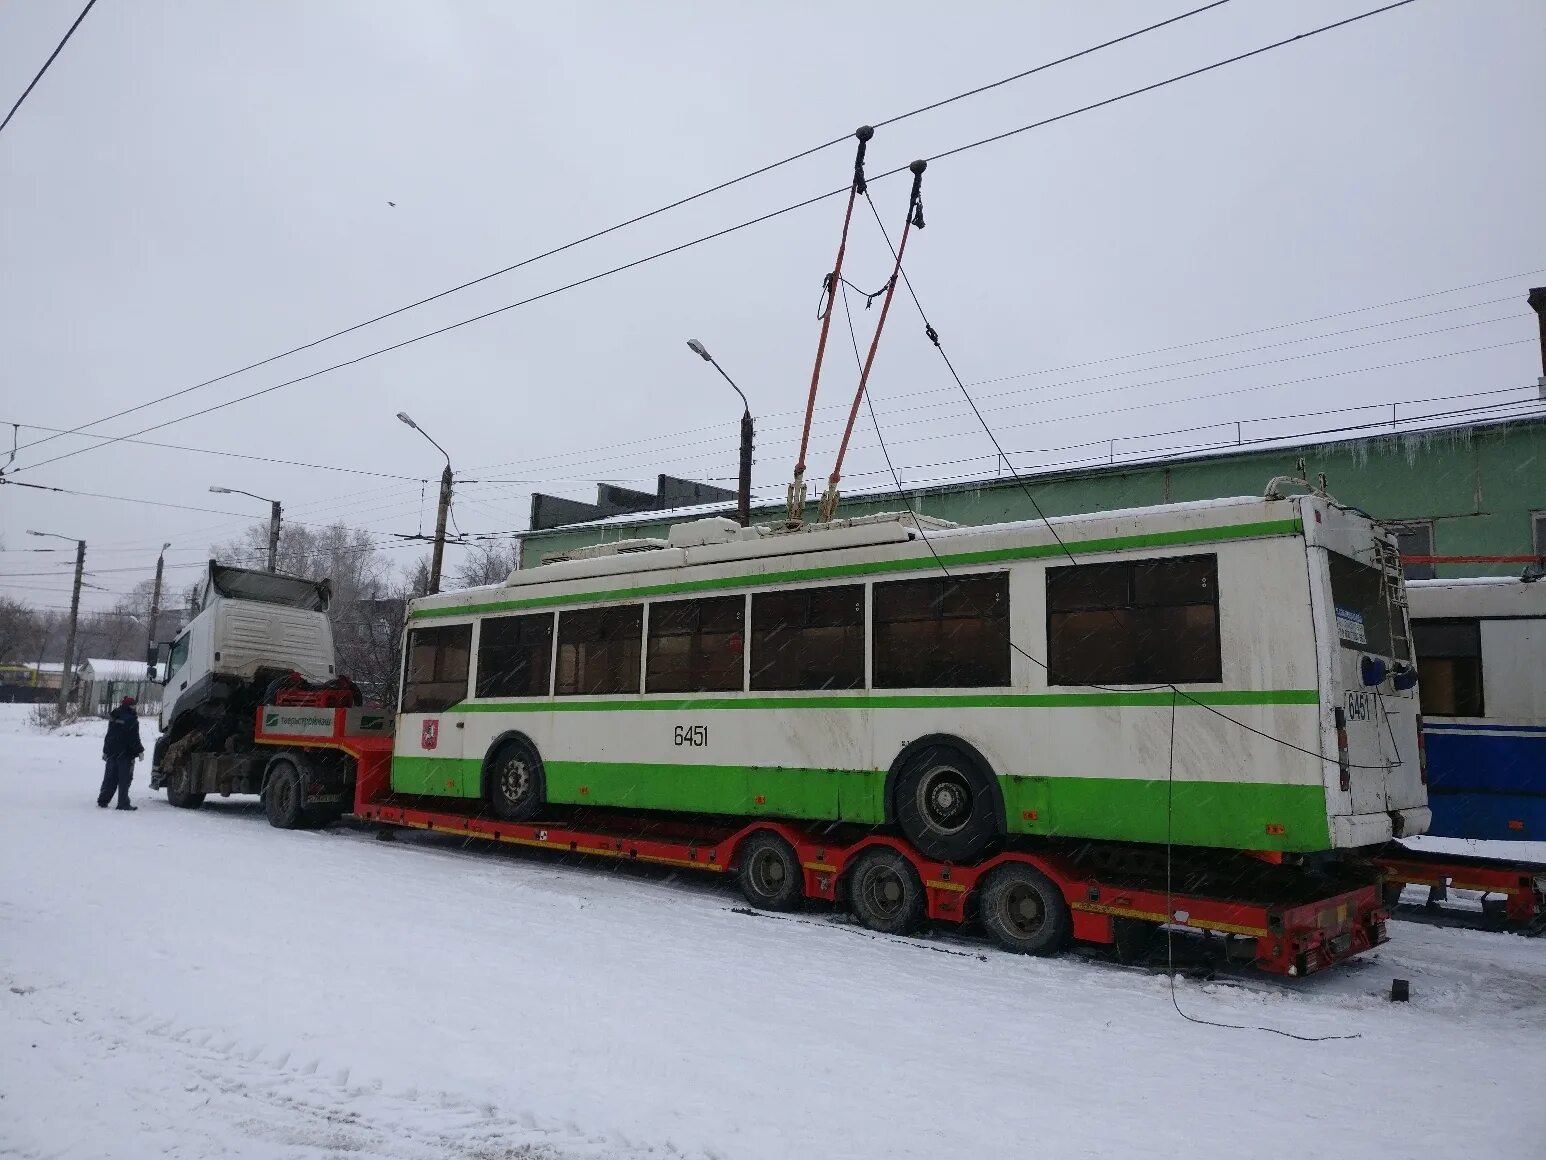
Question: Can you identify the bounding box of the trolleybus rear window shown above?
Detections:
[476,613,554,699]
[556,605,643,696]
[1326,553,1410,660]
[750,585,864,691]
[1046,555,1220,685]
[1412,618,1484,717]
[873,574,1010,689]
[402,623,473,713]
[646,596,745,694]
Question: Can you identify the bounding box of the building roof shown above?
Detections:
[81,658,152,682]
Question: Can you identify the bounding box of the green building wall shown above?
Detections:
[518,416,1546,579]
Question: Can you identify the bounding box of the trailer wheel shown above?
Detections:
[263,760,307,829]
[737,832,803,911]
[847,848,925,936]
[979,863,1070,956]
[488,738,544,821]
[893,742,999,863]
[165,781,205,810]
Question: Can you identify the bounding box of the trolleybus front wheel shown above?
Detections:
[892,741,1000,863]
[979,863,1070,956]
[847,848,925,935]
[488,737,545,822]
[736,831,803,911]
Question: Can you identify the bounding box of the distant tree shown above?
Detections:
[0,596,40,664]
[451,541,518,590]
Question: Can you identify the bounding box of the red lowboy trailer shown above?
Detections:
[251,706,1388,977]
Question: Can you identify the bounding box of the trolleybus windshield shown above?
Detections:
[1327,552,1408,660]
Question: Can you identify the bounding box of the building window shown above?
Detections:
[556,605,642,696]
[401,623,473,713]
[476,613,553,698]
[1047,555,1221,685]
[751,585,864,691]
[873,574,1010,689]
[646,596,744,694]
[1389,520,1435,581]
[1412,618,1484,718]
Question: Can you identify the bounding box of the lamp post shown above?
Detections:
[398,412,453,595]
[27,529,85,713]
[686,338,754,527]
[209,486,282,572]
[146,540,171,679]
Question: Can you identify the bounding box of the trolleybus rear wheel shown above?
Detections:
[979,863,1070,956]
[847,848,924,936]
[893,742,999,863]
[165,779,205,810]
[737,831,803,911]
[488,737,545,822]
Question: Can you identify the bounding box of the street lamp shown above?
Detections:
[27,529,85,713]
[147,540,171,678]
[397,412,453,595]
[210,486,282,572]
[686,339,754,527]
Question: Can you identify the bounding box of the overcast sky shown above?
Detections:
[2,0,1543,614]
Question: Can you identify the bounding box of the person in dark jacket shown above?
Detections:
[98,696,145,811]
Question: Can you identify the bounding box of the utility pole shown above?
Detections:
[398,412,454,595]
[209,486,282,572]
[146,540,170,678]
[430,462,452,594]
[267,499,282,573]
[686,339,754,526]
[28,530,84,713]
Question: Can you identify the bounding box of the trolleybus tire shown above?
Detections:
[736,831,803,911]
[847,848,925,935]
[488,737,545,822]
[262,760,307,830]
[892,741,1000,863]
[165,781,205,810]
[979,863,1071,956]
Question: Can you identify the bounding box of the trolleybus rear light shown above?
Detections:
[1415,714,1428,785]
[1333,707,1351,792]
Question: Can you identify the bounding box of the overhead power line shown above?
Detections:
[8,0,1417,479]
[0,0,99,137]
[10,1,1235,461]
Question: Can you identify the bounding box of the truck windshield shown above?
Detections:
[1327,552,1409,660]
[210,566,329,611]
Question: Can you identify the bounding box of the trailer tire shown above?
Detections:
[737,832,803,912]
[488,737,545,822]
[892,740,1000,863]
[263,760,307,829]
[165,782,205,810]
[847,848,925,936]
[979,863,1070,956]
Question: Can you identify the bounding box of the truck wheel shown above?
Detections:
[263,760,307,829]
[847,848,924,936]
[892,741,1000,863]
[165,781,205,810]
[979,863,1070,956]
[488,738,544,821]
[737,831,803,911]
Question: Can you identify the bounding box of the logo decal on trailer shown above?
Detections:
[422,719,439,750]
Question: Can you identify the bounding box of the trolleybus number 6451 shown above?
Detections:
[673,725,709,747]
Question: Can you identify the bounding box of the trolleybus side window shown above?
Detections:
[750,584,864,691]
[646,595,745,694]
[1046,555,1220,685]
[402,623,473,713]
[1326,553,1410,660]
[476,612,554,698]
[556,605,643,696]
[873,573,1010,689]
[1412,618,1484,717]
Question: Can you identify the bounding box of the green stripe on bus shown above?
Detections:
[446,689,1320,712]
[410,517,1304,620]
[391,756,1332,852]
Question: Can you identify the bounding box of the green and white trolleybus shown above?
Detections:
[394,489,1428,863]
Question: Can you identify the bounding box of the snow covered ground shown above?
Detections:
[2,705,1543,1160]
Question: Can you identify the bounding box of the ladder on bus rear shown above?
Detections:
[1373,539,1411,658]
